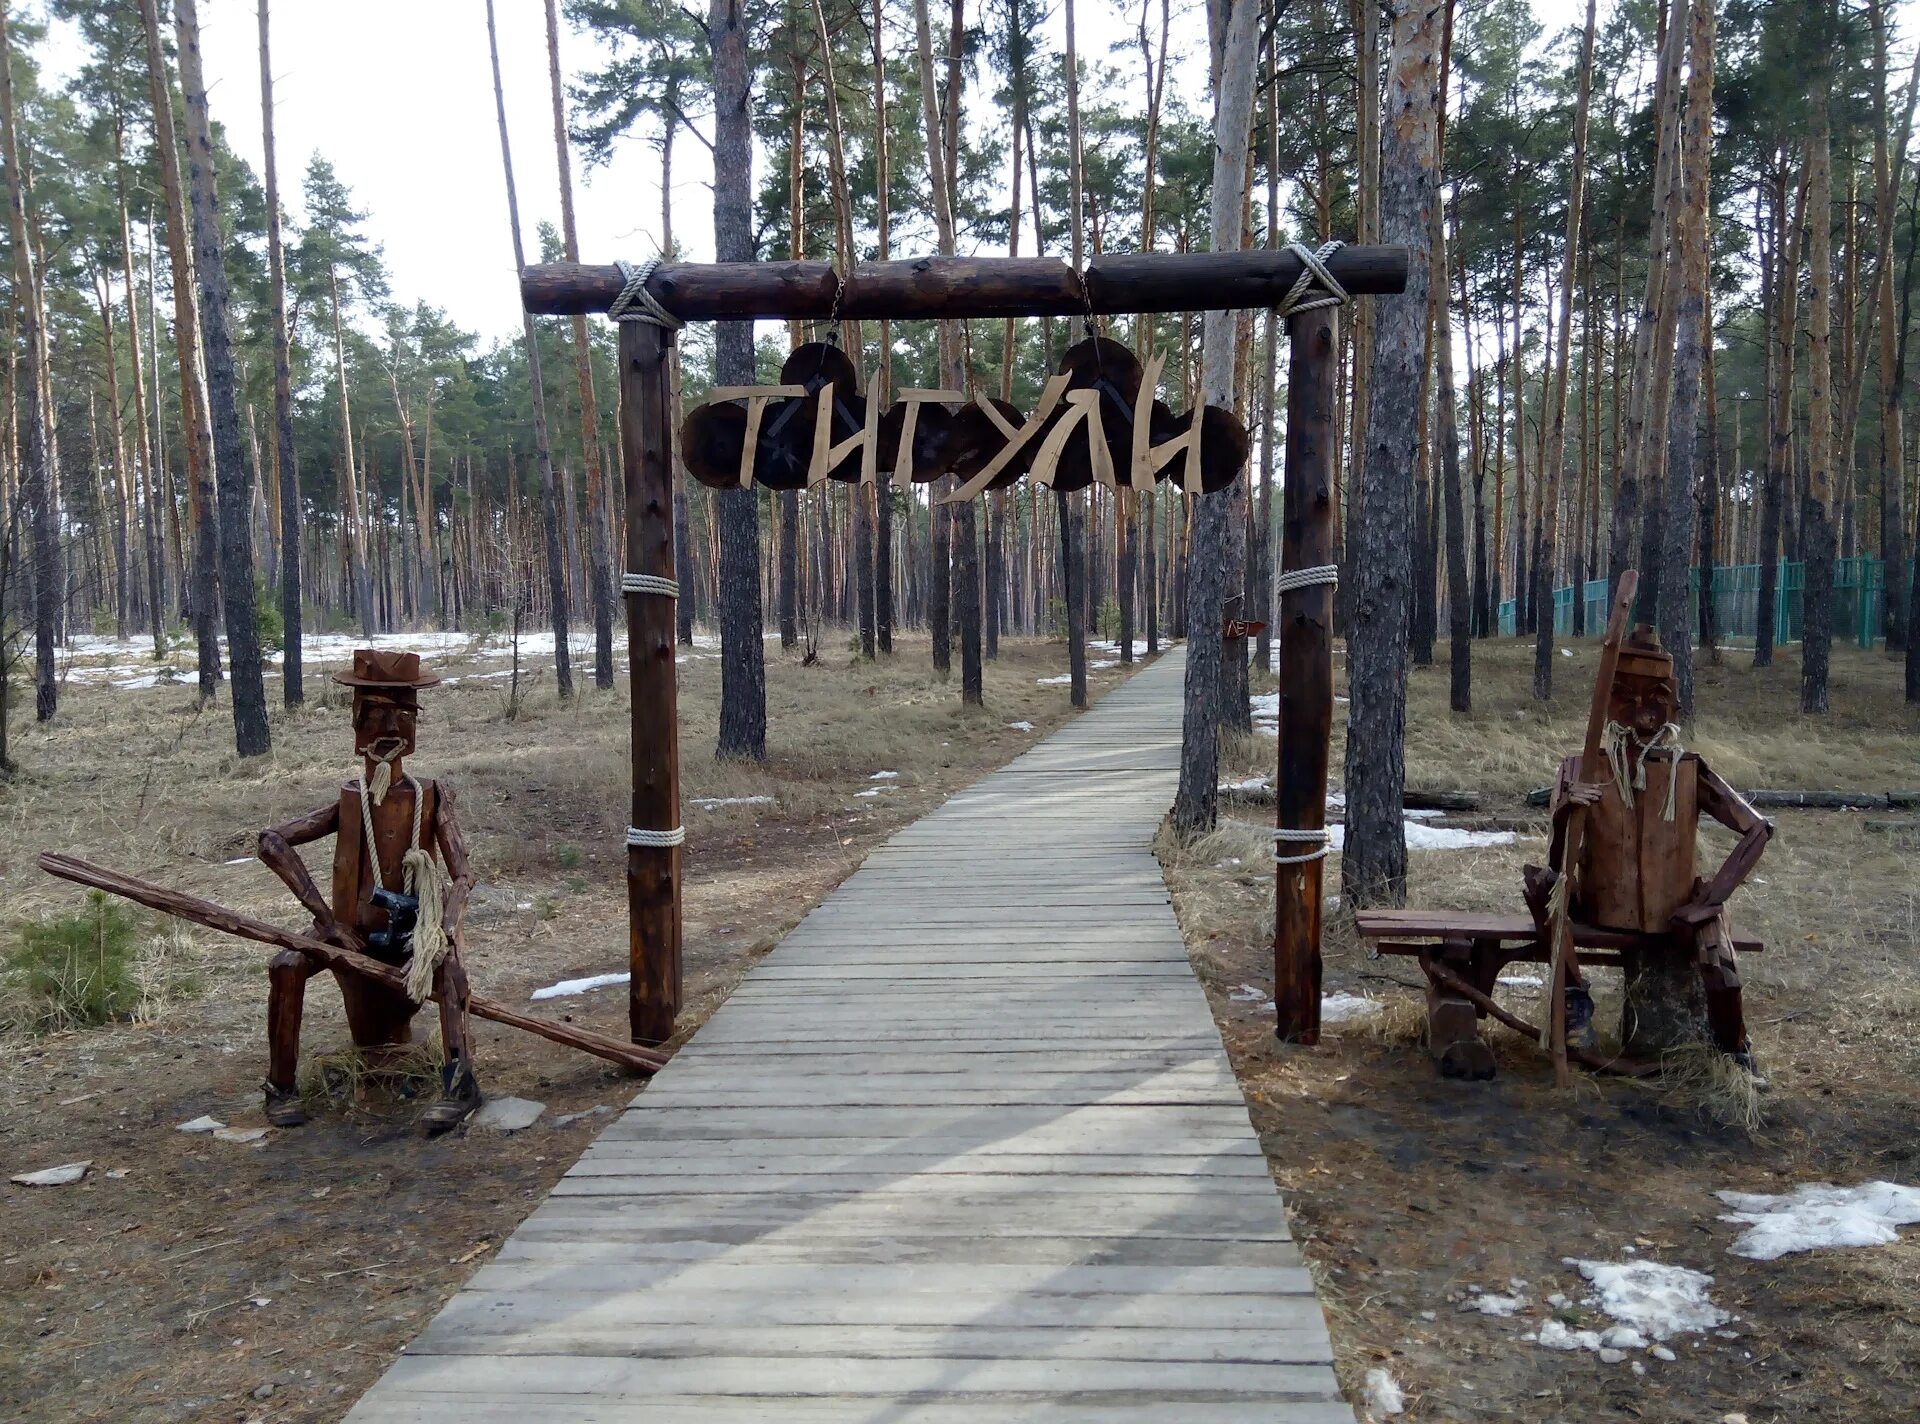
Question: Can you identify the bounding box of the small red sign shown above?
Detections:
[1222,619,1267,640]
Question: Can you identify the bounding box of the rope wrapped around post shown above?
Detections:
[608,256,686,328]
[1272,563,1341,858]
[621,572,680,598]
[1273,241,1349,317]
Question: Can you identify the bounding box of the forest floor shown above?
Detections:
[1168,635,1920,1423]
[0,627,1143,1424]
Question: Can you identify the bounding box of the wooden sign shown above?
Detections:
[679,338,1249,500]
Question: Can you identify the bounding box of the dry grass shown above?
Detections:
[0,628,1133,1424]
[1169,633,1920,1423]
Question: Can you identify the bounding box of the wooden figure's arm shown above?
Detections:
[1672,764,1773,928]
[258,802,341,931]
[1546,755,1581,870]
[433,785,477,941]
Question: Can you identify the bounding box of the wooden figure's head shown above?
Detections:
[1608,625,1678,740]
[333,650,440,764]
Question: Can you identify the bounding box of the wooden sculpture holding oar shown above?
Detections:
[38,649,668,1140]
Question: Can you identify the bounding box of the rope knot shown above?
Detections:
[1275,240,1349,318]
[609,256,685,328]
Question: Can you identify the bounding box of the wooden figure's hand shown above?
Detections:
[1565,780,1608,808]
[314,919,367,955]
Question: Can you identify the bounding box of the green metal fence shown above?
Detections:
[1497,558,1894,648]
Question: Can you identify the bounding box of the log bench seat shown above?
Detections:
[1354,908,1763,1079]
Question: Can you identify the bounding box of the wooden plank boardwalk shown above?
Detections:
[347,650,1349,1422]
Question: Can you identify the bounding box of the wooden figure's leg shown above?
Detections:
[1698,911,1752,1060]
[1422,949,1495,1081]
[421,951,483,1137]
[265,949,318,1126]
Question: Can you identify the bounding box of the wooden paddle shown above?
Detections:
[1546,570,1639,1089]
[38,852,670,1075]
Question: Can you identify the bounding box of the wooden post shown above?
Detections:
[620,316,683,1045]
[1273,305,1339,1044]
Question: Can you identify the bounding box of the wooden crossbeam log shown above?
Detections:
[521,248,1410,321]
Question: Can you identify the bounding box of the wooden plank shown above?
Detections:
[346,651,1344,1423]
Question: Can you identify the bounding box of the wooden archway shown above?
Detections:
[519,247,1409,1048]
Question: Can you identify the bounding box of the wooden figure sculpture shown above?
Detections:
[255,650,481,1134]
[1536,623,1772,1067]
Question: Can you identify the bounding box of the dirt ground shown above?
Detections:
[1169,636,1920,1422]
[0,629,1139,1424]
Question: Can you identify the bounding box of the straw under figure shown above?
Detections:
[255,650,481,1134]
[1534,625,1771,1065]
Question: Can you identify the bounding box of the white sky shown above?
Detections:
[43,0,1624,346]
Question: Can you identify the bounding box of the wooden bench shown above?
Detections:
[1355,908,1763,1079]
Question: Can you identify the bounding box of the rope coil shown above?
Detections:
[1273,563,1340,597]
[621,572,680,598]
[625,825,686,849]
[1273,826,1332,866]
[354,760,450,1004]
[608,257,685,328]
[1275,240,1349,317]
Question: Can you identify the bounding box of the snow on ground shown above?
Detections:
[868,771,899,780]
[1229,984,1268,1003]
[690,796,774,810]
[1361,1366,1405,1418]
[1007,721,1035,732]
[1326,821,1515,853]
[530,972,630,1002]
[855,787,891,798]
[1219,776,1271,794]
[1563,1258,1730,1340]
[1716,1181,1920,1260]
[1319,992,1383,1024]
[1463,1290,1528,1317]
[1036,674,1072,686]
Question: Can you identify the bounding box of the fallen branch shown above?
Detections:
[1419,956,1659,1079]
[37,853,669,1076]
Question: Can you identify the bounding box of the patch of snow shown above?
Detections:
[11,1161,90,1186]
[225,855,256,866]
[1532,1319,1604,1352]
[1229,984,1270,1004]
[472,1096,544,1132]
[1404,808,1443,821]
[1007,721,1035,732]
[855,787,890,798]
[1320,992,1383,1024]
[1464,1290,1526,1317]
[175,1115,224,1134]
[1362,1366,1405,1418]
[1325,821,1515,853]
[1565,1258,1729,1340]
[1219,776,1271,794]
[1498,973,1546,988]
[691,795,774,810]
[1037,674,1073,685]
[213,1127,269,1145]
[868,770,899,780]
[1560,647,1574,658]
[1715,1181,1920,1260]
[1651,1345,1677,1362]
[531,971,631,1002]
[1091,658,1119,670]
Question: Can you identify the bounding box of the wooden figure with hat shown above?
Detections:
[255,649,482,1134]
[1533,622,1773,1065]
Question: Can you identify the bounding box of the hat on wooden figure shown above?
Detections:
[331,649,441,690]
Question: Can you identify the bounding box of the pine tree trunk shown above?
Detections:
[175,0,270,754]
[257,3,302,702]
[710,0,766,755]
[546,0,614,687]
[0,0,56,725]
[1657,0,1714,725]
[1533,0,1597,699]
[1171,0,1261,836]
[487,0,572,698]
[1342,0,1441,906]
[1802,74,1837,713]
[1757,164,1803,668]
[139,0,221,697]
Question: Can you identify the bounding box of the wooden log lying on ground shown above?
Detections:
[1864,819,1920,834]
[1403,789,1480,812]
[521,248,1410,320]
[1420,957,1659,1079]
[37,853,670,1076]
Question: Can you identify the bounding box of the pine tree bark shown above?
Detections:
[488,0,572,698]
[1756,163,1802,668]
[1533,0,1597,699]
[0,0,56,725]
[139,0,220,696]
[258,0,301,703]
[1802,71,1837,714]
[175,0,270,755]
[1657,0,1713,725]
[1342,0,1441,906]
[546,0,614,687]
[1171,0,1260,836]
[709,0,766,755]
